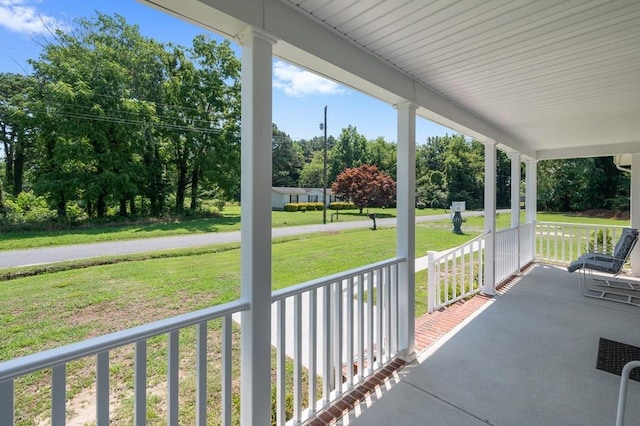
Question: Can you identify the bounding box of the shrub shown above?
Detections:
[329,202,356,211]
[0,191,58,231]
[416,201,426,209]
[283,202,323,212]
[213,199,226,212]
[587,229,613,254]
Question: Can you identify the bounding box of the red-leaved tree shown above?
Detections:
[331,164,396,213]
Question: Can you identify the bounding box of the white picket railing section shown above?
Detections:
[0,299,249,426]
[427,233,486,313]
[536,222,627,264]
[519,221,536,266]
[271,257,404,426]
[495,226,520,285]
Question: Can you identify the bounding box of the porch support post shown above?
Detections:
[630,154,640,276]
[525,159,537,224]
[238,26,277,426]
[483,141,497,295]
[509,152,521,228]
[395,102,416,357]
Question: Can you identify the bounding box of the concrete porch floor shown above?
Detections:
[339,264,640,426]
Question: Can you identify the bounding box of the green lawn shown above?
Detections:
[0,206,448,251]
[429,210,629,232]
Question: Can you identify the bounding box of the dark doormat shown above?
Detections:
[596,338,640,382]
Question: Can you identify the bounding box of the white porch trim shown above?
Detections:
[395,102,416,357]
[525,159,537,224]
[238,25,277,425]
[510,152,521,229]
[483,141,497,295]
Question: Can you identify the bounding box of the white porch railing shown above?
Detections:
[495,226,520,285]
[0,258,406,426]
[427,233,486,313]
[271,257,405,426]
[536,222,627,264]
[0,299,249,426]
[519,221,536,266]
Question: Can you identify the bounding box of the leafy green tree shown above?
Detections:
[272,124,304,187]
[29,13,159,218]
[416,135,449,178]
[297,135,335,162]
[537,158,629,212]
[299,151,325,188]
[162,36,241,212]
[0,73,36,196]
[328,125,369,183]
[417,170,448,208]
[367,136,397,180]
[444,136,484,209]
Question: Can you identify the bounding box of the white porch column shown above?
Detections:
[630,154,640,276]
[525,159,537,224]
[483,141,497,296]
[510,152,521,228]
[238,26,277,426]
[395,102,416,357]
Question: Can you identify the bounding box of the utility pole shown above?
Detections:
[320,106,328,224]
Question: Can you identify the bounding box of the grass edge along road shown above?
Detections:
[0,208,629,252]
[0,206,449,251]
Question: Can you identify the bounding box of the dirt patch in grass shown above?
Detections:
[573,209,630,220]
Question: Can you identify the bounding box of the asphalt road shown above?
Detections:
[0,210,495,269]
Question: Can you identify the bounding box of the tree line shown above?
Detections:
[0,13,630,229]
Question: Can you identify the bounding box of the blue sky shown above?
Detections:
[0,0,453,143]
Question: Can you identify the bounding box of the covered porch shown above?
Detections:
[3,0,640,425]
[342,263,640,426]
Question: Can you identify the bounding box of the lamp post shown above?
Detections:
[320,106,327,224]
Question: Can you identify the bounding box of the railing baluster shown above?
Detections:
[357,274,364,382]
[469,243,475,294]
[51,364,65,426]
[453,250,458,300]
[333,281,343,397]
[384,265,391,361]
[346,277,354,388]
[366,271,374,376]
[323,283,332,404]
[480,237,484,289]
[308,288,317,415]
[135,340,147,426]
[390,264,398,355]
[96,351,109,426]
[0,379,13,426]
[276,299,286,425]
[196,322,207,426]
[294,293,303,423]
[222,316,232,426]
[444,255,450,305]
[167,331,179,426]
[376,269,383,366]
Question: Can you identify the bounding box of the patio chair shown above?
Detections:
[567,227,640,306]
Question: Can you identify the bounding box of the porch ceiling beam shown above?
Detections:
[139,0,536,157]
[537,140,640,161]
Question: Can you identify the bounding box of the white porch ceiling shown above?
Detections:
[140,0,640,160]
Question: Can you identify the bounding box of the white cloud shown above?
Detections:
[273,61,346,97]
[0,0,65,35]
